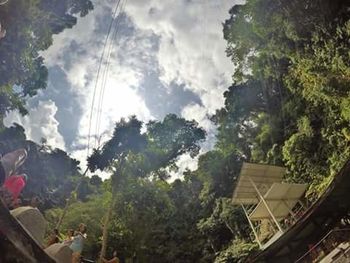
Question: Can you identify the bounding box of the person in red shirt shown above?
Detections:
[3,174,27,207]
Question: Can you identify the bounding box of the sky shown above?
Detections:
[4,0,240,179]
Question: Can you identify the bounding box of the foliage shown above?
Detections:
[45,193,109,258]
[0,0,93,116]
[46,1,350,261]
[202,0,350,261]
[87,116,147,173]
[214,238,258,263]
[3,0,350,262]
[85,114,206,260]
[0,124,96,210]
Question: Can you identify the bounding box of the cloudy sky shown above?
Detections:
[5,0,240,178]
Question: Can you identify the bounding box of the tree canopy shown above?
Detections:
[0,0,93,116]
[1,0,349,262]
[42,0,350,261]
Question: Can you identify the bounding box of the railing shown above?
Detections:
[258,202,309,245]
[294,228,350,263]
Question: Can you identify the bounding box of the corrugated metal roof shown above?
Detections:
[232,162,286,205]
[247,159,350,262]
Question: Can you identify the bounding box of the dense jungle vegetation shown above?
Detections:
[0,0,349,262]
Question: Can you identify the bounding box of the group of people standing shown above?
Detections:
[47,223,88,263]
[47,223,120,263]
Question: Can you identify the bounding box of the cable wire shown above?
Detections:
[86,0,123,158]
[94,0,128,148]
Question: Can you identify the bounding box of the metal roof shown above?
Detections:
[232,162,286,205]
[248,159,350,262]
[249,183,308,221]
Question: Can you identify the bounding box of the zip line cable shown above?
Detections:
[57,0,123,226]
[86,0,123,158]
[87,0,122,155]
[96,0,127,134]
[96,0,128,145]
[95,0,128,148]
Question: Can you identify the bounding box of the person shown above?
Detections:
[0,148,27,185]
[2,174,27,207]
[70,223,87,263]
[0,186,13,207]
[30,196,40,208]
[102,251,120,263]
[63,229,75,245]
[46,228,60,248]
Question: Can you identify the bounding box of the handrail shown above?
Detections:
[294,228,350,263]
[0,0,8,6]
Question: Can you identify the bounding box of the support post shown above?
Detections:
[268,218,278,232]
[241,203,262,248]
[248,177,284,233]
[282,200,296,219]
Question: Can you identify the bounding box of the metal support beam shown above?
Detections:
[282,200,297,219]
[268,218,278,232]
[248,176,284,233]
[241,203,262,248]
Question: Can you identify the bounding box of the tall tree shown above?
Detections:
[87,114,205,260]
[0,0,93,116]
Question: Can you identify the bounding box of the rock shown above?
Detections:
[45,243,73,263]
[10,206,47,246]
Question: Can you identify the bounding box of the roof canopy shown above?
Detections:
[249,183,308,221]
[232,163,286,205]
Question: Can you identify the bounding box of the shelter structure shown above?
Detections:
[232,163,308,249]
[234,160,350,262]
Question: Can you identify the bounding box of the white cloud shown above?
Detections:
[125,0,238,113]
[3,100,66,150]
[76,76,153,150]
[16,0,240,178]
[169,153,199,182]
[40,0,156,153]
[181,103,217,150]
[122,0,239,174]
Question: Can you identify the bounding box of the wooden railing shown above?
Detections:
[294,228,350,263]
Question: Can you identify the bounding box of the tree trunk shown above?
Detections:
[55,197,71,231]
[99,159,123,262]
[99,196,115,262]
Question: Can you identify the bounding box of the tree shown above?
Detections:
[201,0,350,260]
[0,124,89,211]
[45,192,109,259]
[0,0,93,116]
[87,114,205,260]
[87,116,146,260]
